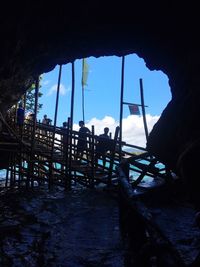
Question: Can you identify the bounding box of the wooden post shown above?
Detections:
[119,56,125,161]
[31,76,40,149]
[82,85,85,122]
[90,125,95,188]
[22,92,27,136]
[17,92,27,187]
[66,60,75,189]
[5,163,10,188]
[68,61,74,188]
[49,64,62,188]
[10,155,14,187]
[53,65,62,132]
[139,78,149,142]
[70,61,75,129]
[27,76,39,188]
[65,116,72,190]
[81,59,86,122]
[108,126,120,187]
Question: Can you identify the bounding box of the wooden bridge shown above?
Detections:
[0,115,169,192]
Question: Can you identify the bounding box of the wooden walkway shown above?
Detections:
[0,117,172,195]
[0,118,169,192]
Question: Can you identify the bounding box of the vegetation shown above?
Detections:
[24,76,43,113]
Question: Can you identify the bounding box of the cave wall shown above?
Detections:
[0,1,200,172]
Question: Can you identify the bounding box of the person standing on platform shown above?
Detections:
[42,114,48,124]
[41,114,48,138]
[95,127,111,167]
[76,120,91,161]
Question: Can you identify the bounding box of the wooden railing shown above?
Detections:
[0,120,128,189]
[1,116,173,193]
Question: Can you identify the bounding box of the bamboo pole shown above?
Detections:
[65,117,72,190]
[82,85,85,122]
[22,92,27,136]
[10,155,14,187]
[32,77,40,149]
[49,64,62,188]
[90,125,95,188]
[65,61,75,189]
[139,78,149,142]
[32,76,39,185]
[119,56,125,161]
[108,126,120,187]
[27,76,40,188]
[53,65,62,132]
[82,59,85,122]
[5,162,10,188]
[70,61,75,129]
[64,119,69,189]
[17,92,27,187]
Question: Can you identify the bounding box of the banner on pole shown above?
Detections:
[128,104,140,115]
[81,58,89,88]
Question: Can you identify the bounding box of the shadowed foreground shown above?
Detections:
[0,186,127,267]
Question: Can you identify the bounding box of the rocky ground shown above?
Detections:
[0,185,127,267]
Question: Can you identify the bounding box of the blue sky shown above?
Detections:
[37,54,172,147]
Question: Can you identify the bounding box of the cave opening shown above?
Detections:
[0,3,200,265]
[34,53,172,149]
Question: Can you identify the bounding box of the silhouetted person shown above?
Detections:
[61,121,68,129]
[41,114,48,137]
[41,114,52,139]
[76,120,90,160]
[95,127,111,167]
[42,114,48,124]
[42,114,52,126]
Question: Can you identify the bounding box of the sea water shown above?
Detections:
[0,169,6,180]
[129,160,166,183]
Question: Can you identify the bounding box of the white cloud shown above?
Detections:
[41,80,50,86]
[73,114,160,149]
[121,114,160,148]
[47,84,70,96]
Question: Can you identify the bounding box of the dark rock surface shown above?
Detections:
[0,186,126,267]
[146,199,200,266]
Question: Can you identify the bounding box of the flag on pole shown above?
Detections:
[128,104,140,115]
[81,58,89,88]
